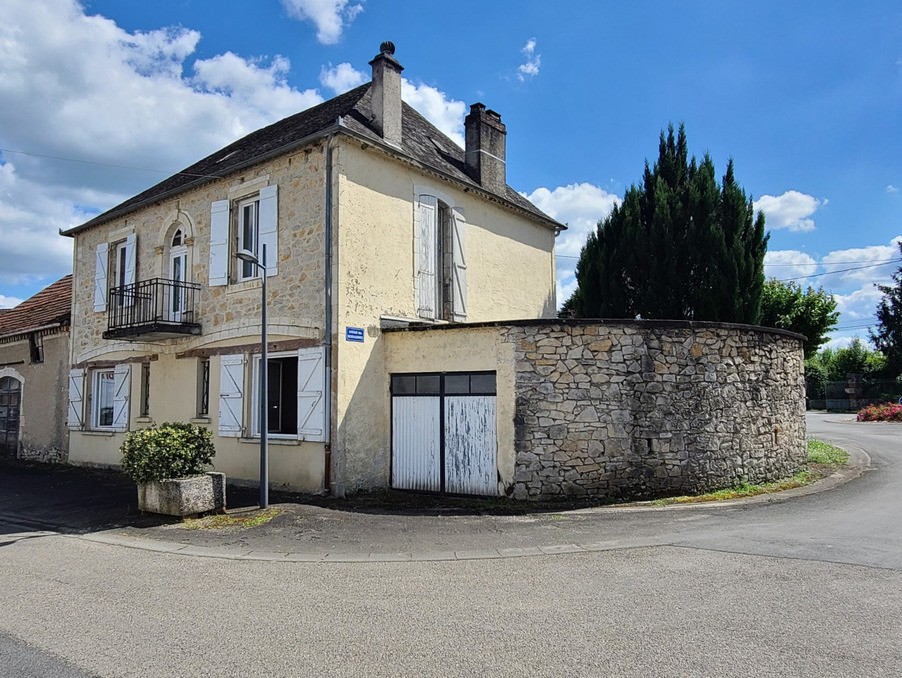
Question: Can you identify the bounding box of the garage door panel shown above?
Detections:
[391,397,441,492]
[444,395,498,496]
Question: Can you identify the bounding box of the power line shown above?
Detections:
[0,147,224,180]
[777,259,901,281]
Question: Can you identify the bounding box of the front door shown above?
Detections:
[0,377,21,458]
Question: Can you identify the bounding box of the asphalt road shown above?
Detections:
[0,413,899,677]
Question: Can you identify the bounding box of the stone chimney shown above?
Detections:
[369,41,403,147]
[464,103,507,195]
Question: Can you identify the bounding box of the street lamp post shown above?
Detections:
[236,245,268,509]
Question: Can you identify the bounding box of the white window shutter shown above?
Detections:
[450,206,467,322]
[218,354,245,437]
[67,368,86,430]
[209,200,230,286]
[258,185,278,277]
[297,346,326,441]
[415,195,437,319]
[124,234,137,286]
[94,243,108,311]
[112,363,131,431]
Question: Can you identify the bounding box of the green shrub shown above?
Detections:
[120,422,216,483]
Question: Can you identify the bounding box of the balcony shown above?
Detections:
[104,278,202,340]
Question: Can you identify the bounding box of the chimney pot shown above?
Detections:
[465,102,507,195]
[369,41,404,147]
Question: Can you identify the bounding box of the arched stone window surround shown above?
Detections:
[158,209,195,281]
[0,368,24,438]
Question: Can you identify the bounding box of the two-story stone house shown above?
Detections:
[63,43,562,495]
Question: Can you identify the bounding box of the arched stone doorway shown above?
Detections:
[0,376,21,457]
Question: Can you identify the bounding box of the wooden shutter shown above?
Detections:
[67,368,86,430]
[94,243,108,311]
[450,206,467,322]
[209,200,230,286]
[112,363,131,431]
[258,185,278,277]
[297,346,326,441]
[218,354,245,437]
[415,194,437,319]
[124,233,136,286]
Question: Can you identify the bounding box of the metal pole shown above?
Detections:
[259,244,269,509]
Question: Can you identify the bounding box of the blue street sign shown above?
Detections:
[345,326,365,342]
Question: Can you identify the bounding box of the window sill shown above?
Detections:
[135,417,153,424]
[239,437,301,446]
[190,417,212,425]
[225,278,262,295]
[81,430,116,437]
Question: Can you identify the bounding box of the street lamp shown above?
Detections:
[236,245,269,509]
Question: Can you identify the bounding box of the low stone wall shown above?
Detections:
[502,320,806,501]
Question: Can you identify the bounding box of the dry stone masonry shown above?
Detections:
[502,320,806,501]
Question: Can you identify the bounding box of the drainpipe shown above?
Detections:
[323,132,336,496]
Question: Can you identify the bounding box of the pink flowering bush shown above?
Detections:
[857,402,902,422]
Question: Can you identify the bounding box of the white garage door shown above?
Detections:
[391,372,498,496]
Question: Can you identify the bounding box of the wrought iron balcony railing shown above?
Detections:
[104,278,202,340]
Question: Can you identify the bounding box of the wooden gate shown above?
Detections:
[391,372,498,496]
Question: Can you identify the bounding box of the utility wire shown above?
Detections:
[0,147,223,180]
[777,259,901,281]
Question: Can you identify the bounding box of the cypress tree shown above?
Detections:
[564,124,769,323]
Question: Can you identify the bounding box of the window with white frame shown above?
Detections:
[208,185,278,287]
[415,193,467,322]
[237,197,260,280]
[217,347,326,441]
[91,369,116,429]
[94,234,136,312]
[72,364,131,432]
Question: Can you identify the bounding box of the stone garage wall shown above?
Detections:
[501,320,806,501]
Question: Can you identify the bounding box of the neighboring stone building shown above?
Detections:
[0,276,72,462]
[61,43,562,494]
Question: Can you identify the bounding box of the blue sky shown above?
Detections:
[1,0,900,348]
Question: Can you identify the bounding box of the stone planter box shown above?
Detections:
[137,472,226,517]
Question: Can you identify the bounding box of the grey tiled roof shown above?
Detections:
[64,84,560,234]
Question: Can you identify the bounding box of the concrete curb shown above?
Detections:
[0,441,870,564]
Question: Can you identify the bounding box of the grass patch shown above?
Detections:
[807,438,850,466]
[181,507,282,530]
[654,438,849,506]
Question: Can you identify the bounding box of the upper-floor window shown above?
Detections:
[93,234,136,312]
[238,197,260,281]
[209,185,278,287]
[415,193,467,322]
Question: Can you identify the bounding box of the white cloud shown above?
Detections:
[0,295,24,309]
[832,286,884,322]
[517,38,541,81]
[887,184,899,194]
[819,238,901,287]
[320,62,366,94]
[281,0,363,45]
[401,80,467,148]
[821,335,858,351]
[525,183,620,308]
[753,190,822,232]
[0,0,325,288]
[764,250,818,280]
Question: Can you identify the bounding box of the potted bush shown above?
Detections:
[120,422,225,517]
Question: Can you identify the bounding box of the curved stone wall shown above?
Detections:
[502,320,806,501]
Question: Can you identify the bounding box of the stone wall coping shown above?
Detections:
[383,317,806,343]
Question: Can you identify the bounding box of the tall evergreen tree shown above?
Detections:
[563,124,768,323]
[870,241,902,377]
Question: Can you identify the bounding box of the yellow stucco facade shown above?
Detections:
[67,132,557,494]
